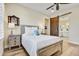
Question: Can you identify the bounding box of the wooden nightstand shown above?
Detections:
[8,35,21,50]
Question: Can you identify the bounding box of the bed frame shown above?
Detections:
[21,25,63,56]
[38,40,63,56]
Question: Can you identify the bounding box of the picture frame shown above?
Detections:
[8,15,20,26]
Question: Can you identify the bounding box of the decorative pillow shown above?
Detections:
[32,29,39,36]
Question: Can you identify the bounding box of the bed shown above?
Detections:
[21,25,63,56]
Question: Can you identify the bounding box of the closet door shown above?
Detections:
[50,16,59,36]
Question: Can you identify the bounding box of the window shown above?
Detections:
[0,3,4,39]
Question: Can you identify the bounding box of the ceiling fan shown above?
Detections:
[46,3,70,10]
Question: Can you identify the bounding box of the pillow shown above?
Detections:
[32,29,39,36]
[25,27,33,35]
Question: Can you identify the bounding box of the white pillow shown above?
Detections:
[25,27,33,35]
[25,27,39,36]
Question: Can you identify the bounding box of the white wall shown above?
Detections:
[4,3,49,48]
[69,7,79,43]
[5,3,49,26]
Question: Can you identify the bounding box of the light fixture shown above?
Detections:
[8,22,15,35]
[51,10,54,13]
[51,8,54,13]
[8,22,15,29]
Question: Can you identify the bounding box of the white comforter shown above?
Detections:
[22,34,62,56]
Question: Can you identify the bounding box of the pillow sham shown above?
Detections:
[25,27,33,35]
[25,27,39,36]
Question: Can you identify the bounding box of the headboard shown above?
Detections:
[21,25,39,34]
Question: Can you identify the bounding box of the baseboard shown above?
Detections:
[69,41,79,46]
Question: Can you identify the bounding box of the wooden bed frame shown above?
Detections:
[21,25,63,56]
[37,40,63,56]
[22,40,63,56]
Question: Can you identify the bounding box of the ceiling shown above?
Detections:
[19,3,79,17]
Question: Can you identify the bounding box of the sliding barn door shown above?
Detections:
[50,16,59,36]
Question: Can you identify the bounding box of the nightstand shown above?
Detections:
[8,35,21,50]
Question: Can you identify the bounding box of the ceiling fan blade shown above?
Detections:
[60,3,70,4]
[46,4,55,10]
[56,3,59,10]
[56,3,70,10]
[46,3,69,11]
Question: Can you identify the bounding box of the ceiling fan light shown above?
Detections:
[51,10,54,13]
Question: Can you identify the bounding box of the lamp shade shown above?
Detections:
[8,22,15,29]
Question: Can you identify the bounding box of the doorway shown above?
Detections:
[59,15,70,38]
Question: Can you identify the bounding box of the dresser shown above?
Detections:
[8,35,21,50]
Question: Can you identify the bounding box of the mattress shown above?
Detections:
[22,34,62,56]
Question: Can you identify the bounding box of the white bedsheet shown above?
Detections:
[22,34,62,56]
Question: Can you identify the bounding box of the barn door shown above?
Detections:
[50,16,59,36]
